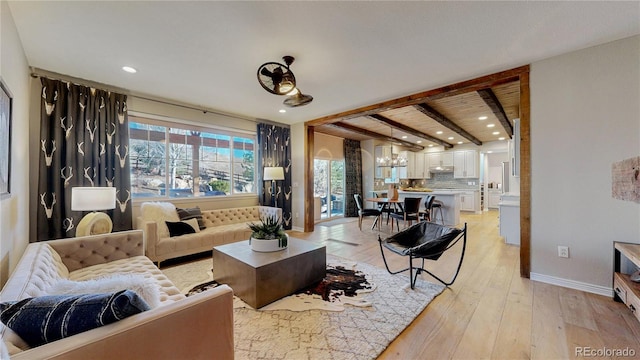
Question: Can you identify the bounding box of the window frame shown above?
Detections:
[128,113,257,202]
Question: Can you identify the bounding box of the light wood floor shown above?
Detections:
[289,211,640,359]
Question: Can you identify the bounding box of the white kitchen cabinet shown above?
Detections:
[416,153,431,179]
[427,152,453,168]
[488,190,501,209]
[459,191,476,212]
[427,153,441,168]
[411,152,427,178]
[404,151,415,178]
[453,150,478,178]
[398,151,409,179]
[441,152,453,166]
[499,194,520,245]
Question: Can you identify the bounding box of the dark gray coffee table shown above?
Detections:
[212,238,326,308]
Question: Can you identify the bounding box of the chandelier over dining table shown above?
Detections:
[376,125,407,167]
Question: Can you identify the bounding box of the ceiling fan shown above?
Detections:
[257,55,313,107]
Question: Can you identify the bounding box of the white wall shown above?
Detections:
[530,35,640,294]
[0,2,31,287]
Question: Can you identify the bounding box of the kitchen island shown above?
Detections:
[396,190,461,226]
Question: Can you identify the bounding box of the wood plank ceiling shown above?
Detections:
[312,80,520,151]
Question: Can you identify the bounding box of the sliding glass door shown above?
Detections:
[314,159,345,220]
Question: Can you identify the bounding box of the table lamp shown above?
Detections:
[72,187,116,236]
[263,167,285,207]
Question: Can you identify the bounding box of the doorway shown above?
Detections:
[314,159,345,220]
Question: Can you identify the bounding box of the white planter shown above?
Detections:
[250,234,289,252]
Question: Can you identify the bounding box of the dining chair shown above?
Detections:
[420,195,436,221]
[375,192,395,225]
[430,198,445,225]
[353,194,381,231]
[389,197,422,231]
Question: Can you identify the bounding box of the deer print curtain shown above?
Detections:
[37,78,132,241]
[343,139,363,217]
[257,123,292,230]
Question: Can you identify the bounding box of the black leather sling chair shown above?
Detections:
[378,221,467,289]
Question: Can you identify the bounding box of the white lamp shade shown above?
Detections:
[263,167,285,181]
[71,187,116,211]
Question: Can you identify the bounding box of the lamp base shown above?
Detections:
[76,212,113,237]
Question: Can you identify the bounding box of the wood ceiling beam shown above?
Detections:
[477,88,513,138]
[367,114,453,149]
[305,65,529,126]
[328,122,424,151]
[413,103,483,146]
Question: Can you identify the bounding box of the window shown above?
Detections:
[129,117,255,199]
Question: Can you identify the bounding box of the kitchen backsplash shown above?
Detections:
[374,172,479,190]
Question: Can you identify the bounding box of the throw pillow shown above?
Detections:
[166,221,196,237]
[176,207,206,230]
[140,202,180,239]
[183,218,201,233]
[46,273,161,308]
[0,290,149,348]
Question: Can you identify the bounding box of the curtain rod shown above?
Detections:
[30,69,284,126]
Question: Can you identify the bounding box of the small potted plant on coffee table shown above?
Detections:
[248,215,289,252]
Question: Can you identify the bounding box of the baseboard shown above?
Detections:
[291,226,304,232]
[530,272,613,297]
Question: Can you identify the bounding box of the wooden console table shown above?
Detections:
[613,241,640,322]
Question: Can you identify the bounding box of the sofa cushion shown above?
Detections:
[202,207,261,227]
[0,290,149,348]
[176,207,206,230]
[46,273,161,308]
[68,256,185,304]
[140,202,180,239]
[166,221,196,237]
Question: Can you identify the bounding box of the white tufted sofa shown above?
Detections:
[139,204,282,265]
[0,230,234,359]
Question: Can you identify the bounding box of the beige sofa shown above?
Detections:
[0,230,234,359]
[138,203,282,265]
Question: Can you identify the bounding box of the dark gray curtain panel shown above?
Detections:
[37,78,132,241]
[257,123,292,229]
[343,139,363,217]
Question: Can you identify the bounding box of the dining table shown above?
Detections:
[365,197,406,229]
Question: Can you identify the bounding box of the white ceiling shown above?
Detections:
[8,1,640,125]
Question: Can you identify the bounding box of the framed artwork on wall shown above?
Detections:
[0,78,12,199]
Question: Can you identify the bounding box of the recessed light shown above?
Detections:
[279,109,286,113]
[428,144,434,147]
[478,116,488,120]
[416,140,422,144]
[457,141,463,144]
[122,66,137,73]
[492,131,500,135]
[487,124,495,128]
[401,135,407,139]
[447,137,454,140]
[436,131,443,135]
[499,137,506,141]
[487,151,493,154]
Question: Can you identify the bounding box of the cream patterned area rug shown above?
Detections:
[163,255,445,360]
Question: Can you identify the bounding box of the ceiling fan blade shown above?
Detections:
[260,67,273,77]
